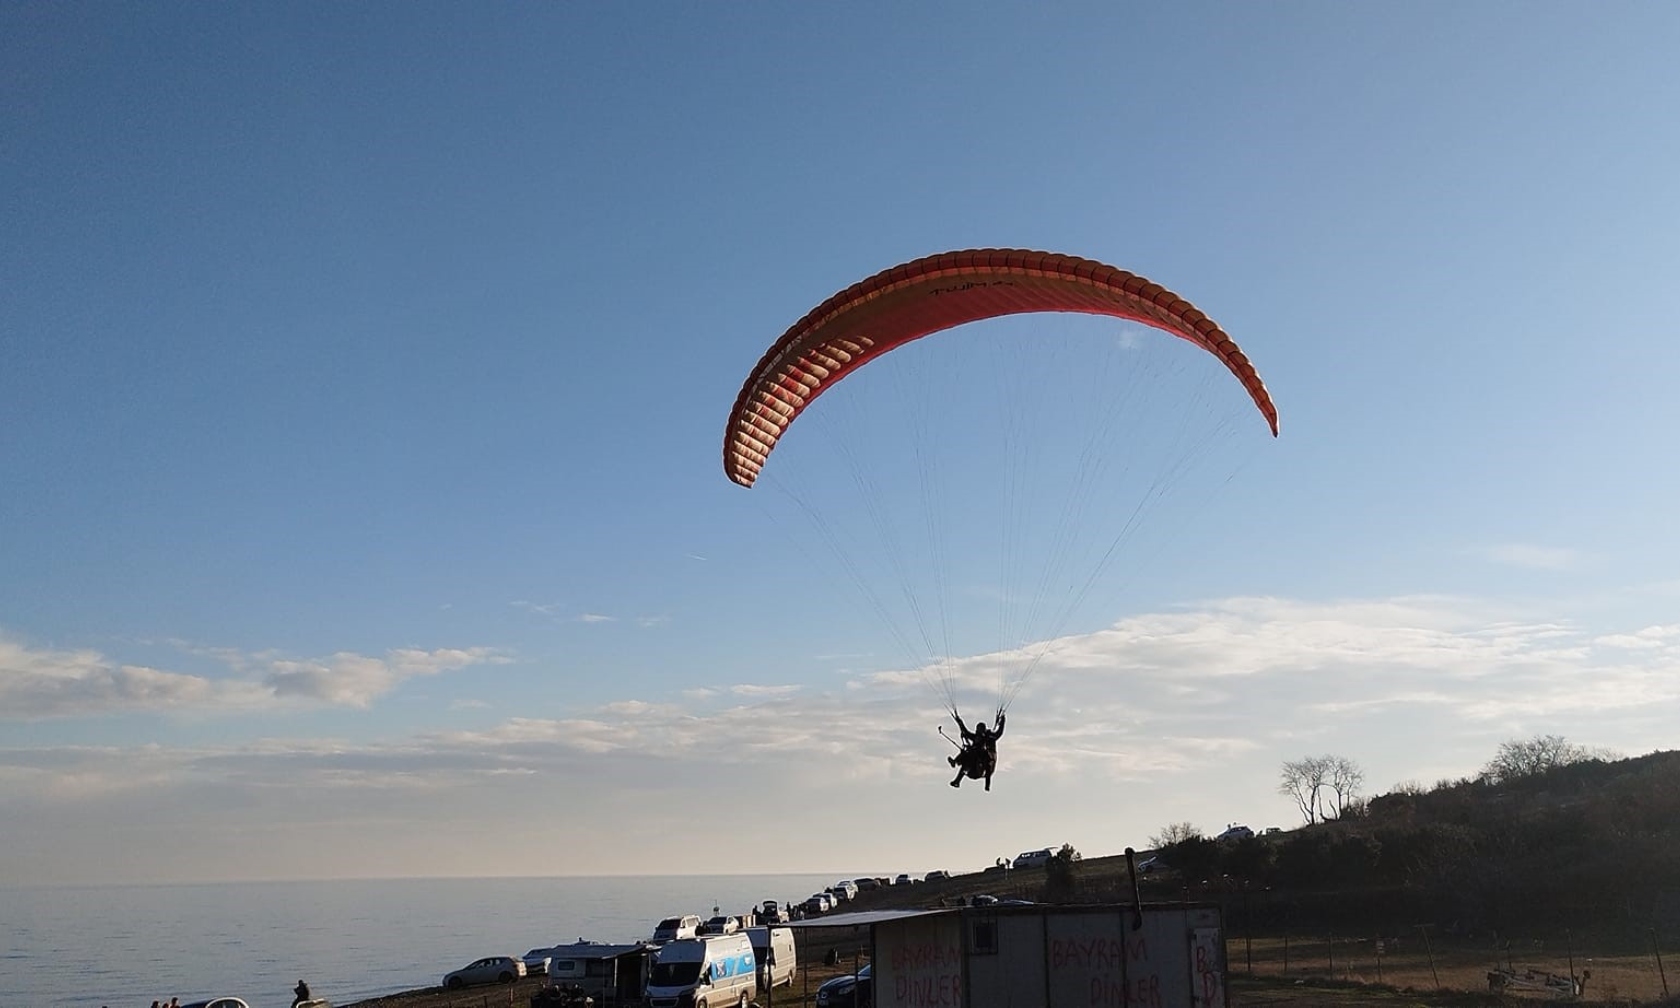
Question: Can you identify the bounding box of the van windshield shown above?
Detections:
[657,918,682,929]
[650,962,702,987]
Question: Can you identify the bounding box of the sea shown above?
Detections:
[2,873,852,1008]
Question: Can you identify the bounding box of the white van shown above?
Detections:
[645,933,756,1008]
[746,925,796,989]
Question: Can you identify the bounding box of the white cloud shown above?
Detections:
[511,600,568,616]
[7,595,1680,883]
[1594,625,1680,650]
[0,636,509,720]
[577,613,615,624]
[729,684,803,698]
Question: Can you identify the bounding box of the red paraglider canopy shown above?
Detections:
[724,248,1277,488]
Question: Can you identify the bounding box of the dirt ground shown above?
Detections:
[342,946,1680,1008]
[341,970,1680,1008]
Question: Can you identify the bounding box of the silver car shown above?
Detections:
[444,955,526,988]
[522,947,555,973]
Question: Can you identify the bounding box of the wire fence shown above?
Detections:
[1049,871,1680,1003]
[1222,927,1679,1002]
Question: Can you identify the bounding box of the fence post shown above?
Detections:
[1654,929,1670,998]
[1416,924,1440,990]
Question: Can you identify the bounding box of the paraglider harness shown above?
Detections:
[942,709,1004,789]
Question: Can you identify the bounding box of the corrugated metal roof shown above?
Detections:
[545,942,652,959]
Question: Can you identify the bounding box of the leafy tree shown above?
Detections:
[1045,843,1084,901]
[1481,734,1605,784]
[1161,836,1222,882]
[1148,822,1202,848]
[1221,835,1274,881]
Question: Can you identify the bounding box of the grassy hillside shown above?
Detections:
[850,749,1680,940]
[824,753,1680,1001]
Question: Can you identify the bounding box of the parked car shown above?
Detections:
[1012,848,1054,869]
[816,963,873,1008]
[803,892,834,914]
[179,1000,253,1008]
[924,870,949,882]
[444,956,526,988]
[1135,856,1162,874]
[652,915,702,942]
[892,873,917,886]
[853,877,881,892]
[760,900,788,923]
[1215,824,1255,842]
[522,947,555,973]
[698,914,740,935]
[832,880,859,900]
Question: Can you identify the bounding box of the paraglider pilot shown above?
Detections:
[948,711,1004,790]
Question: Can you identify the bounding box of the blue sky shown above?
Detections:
[4,2,1680,885]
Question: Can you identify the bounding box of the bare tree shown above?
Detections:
[1324,754,1366,819]
[1481,734,1614,784]
[1279,756,1329,825]
[1147,822,1202,848]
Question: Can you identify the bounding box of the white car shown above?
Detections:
[652,914,702,941]
[699,914,740,935]
[1012,848,1054,869]
[179,1000,252,1008]
[444,955,526,988]
[1215,824,1255,842]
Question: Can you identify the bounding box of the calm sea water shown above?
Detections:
[2,874,850,1008]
